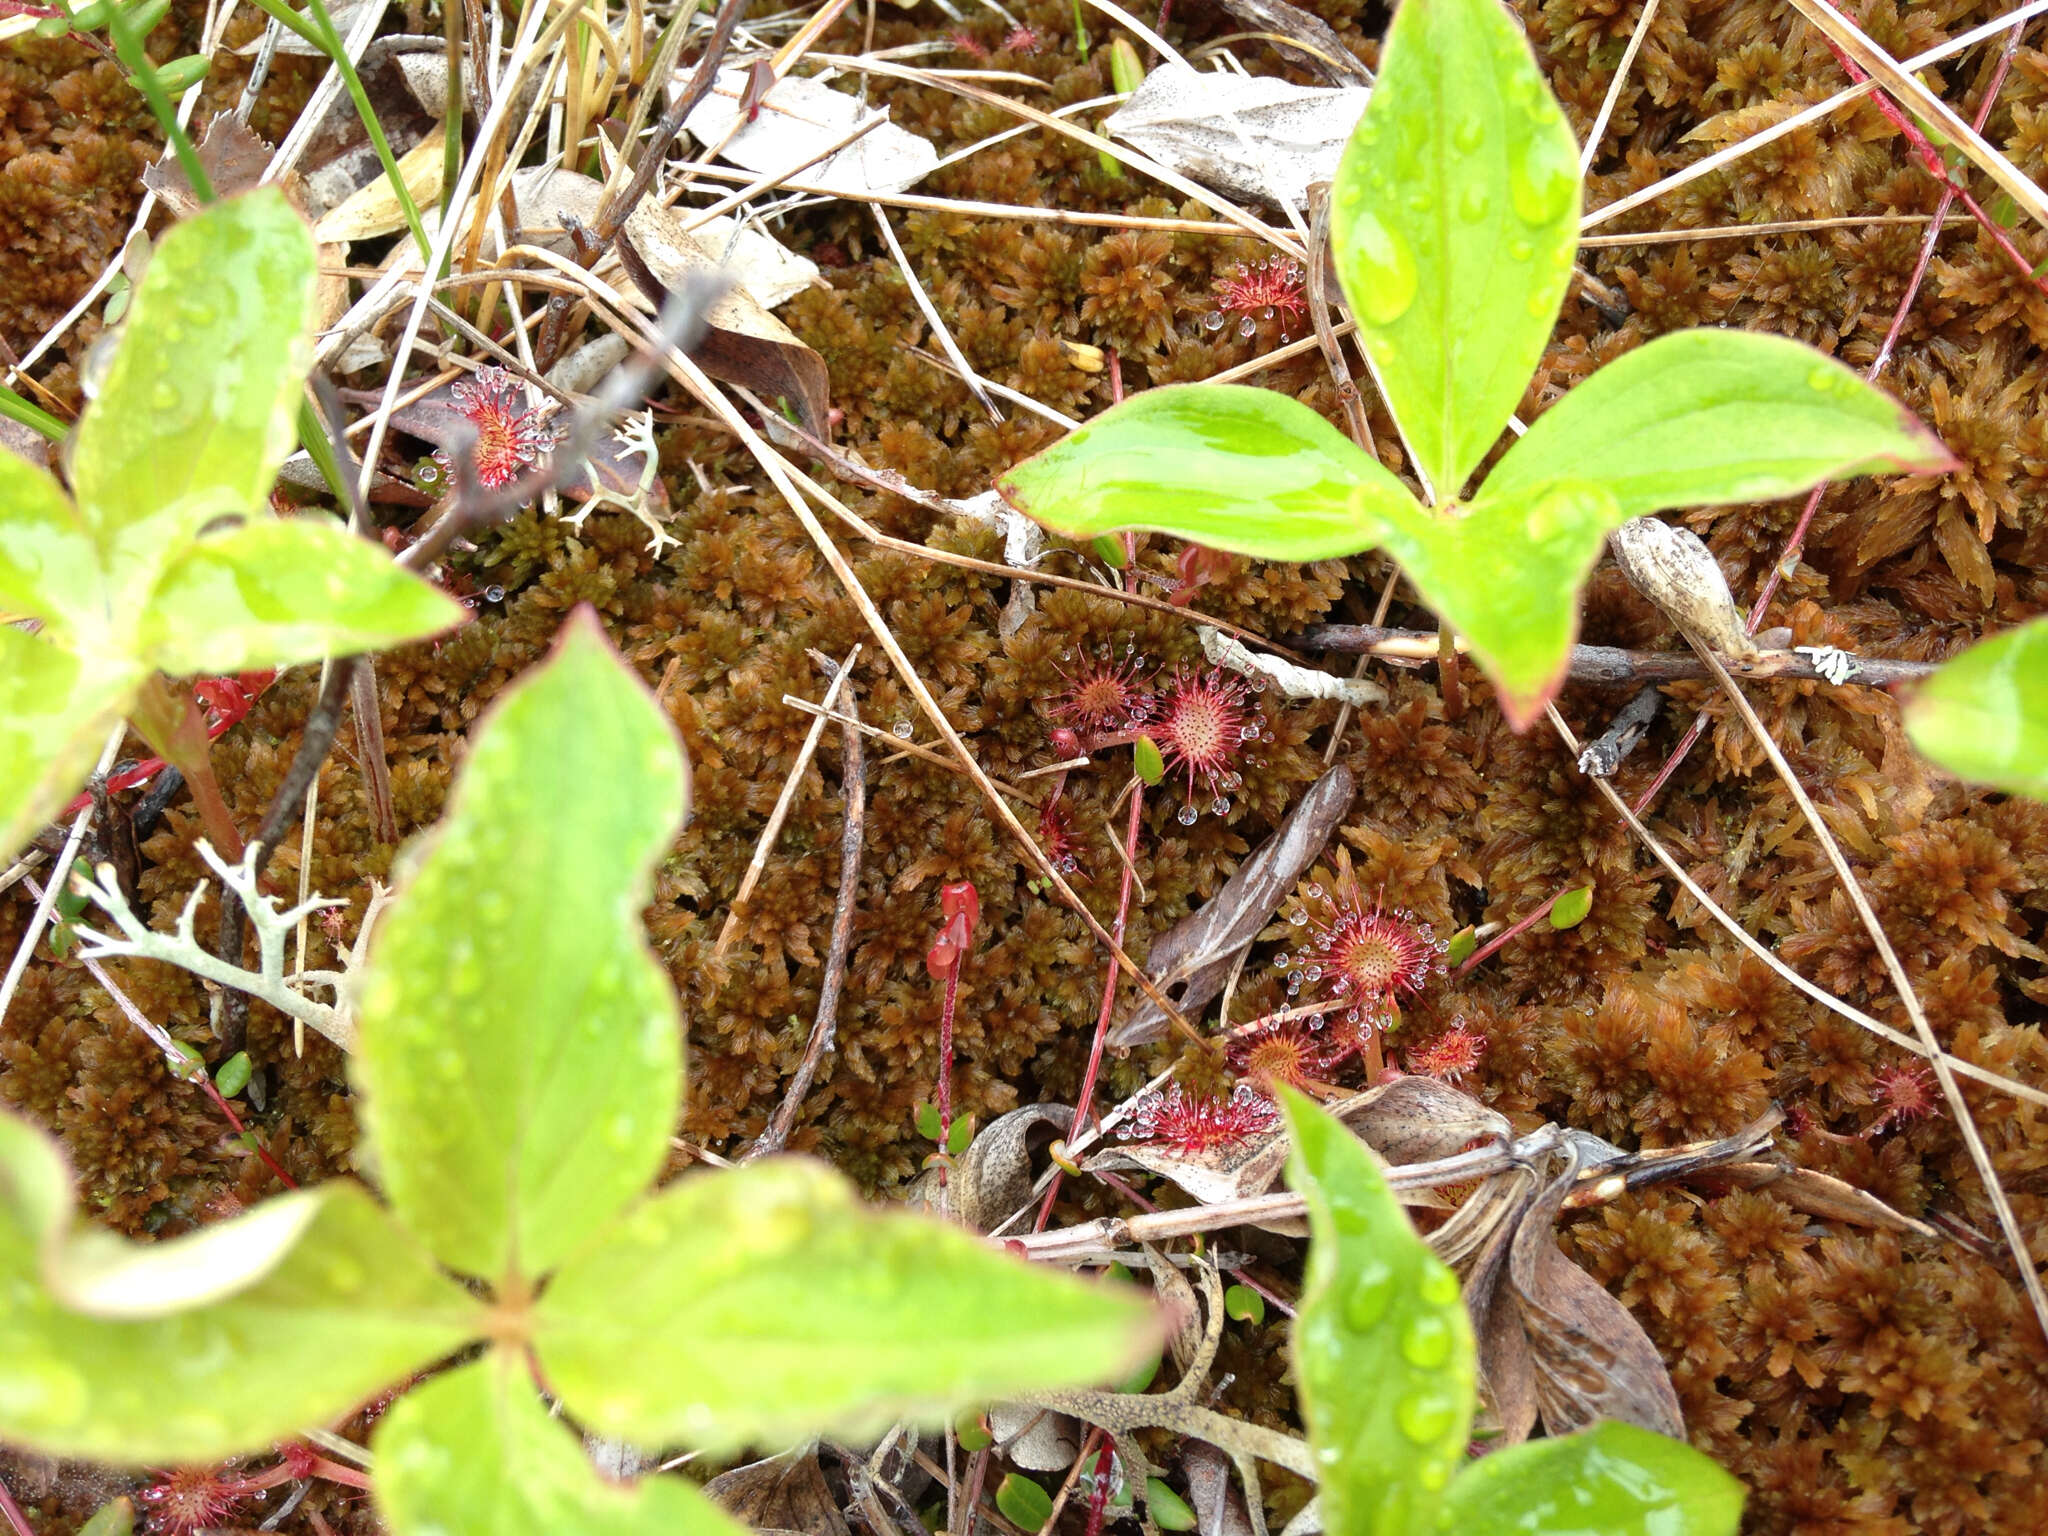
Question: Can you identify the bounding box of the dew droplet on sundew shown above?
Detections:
[1177,803,1199,826]
[1237,315,1256,338]
[1203,311,1225,331]
[893,721,913,739]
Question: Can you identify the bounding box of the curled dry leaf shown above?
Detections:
[1103,63,1371,209]
[947,1103,1074,1234]
[1112,765,1353,1046]
[1337,1074,1511,1167]
[311,131,446,245]
[703,1446,852,1536]
[1507,1145,1687,1440]
[1182,1439,1258,1536]
[1608,516,1764,662]
[1090,1122,1291,1208]
[989,1402,1082,1471]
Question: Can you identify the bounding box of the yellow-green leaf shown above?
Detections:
[0,626,142,865]
[138,517,465,674]
[1903,616,2048,801]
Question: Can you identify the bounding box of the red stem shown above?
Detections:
[1081,1439,1118,1536]
[0,1472,35,1536]
[1034,780,1145,1231]
[194,1075,298,1190]
[938,962,959,1140]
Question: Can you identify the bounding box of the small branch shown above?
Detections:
[1291,625,1938,686]
[745,661,867,1161]
[75,842,353,1051]
[1576,684,1662,777]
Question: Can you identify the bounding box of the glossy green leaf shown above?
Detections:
[0,1109,481,1463]
[1550,884,1594,930]
[1377,480,1623,729]
[1282,1088,1474,1536]
[138,517,464,674]
[1147,1478,1198,1531]
[0,451,102,634]
[532,1157,1157,1452]
[0,625,142,865]
[70,189,316,610]
[1225,1283,1266,1324]
[77,1498,133,1536]
[352,610,689,1283]
[1133,734,1166,785]
[374,1353,747,1536]
[1330,0,1579,498]
[995,1475,1053,1530]
[1439,1420,1744,1536]
[996,385,1416,562]
[1903,616,2048,801]
[1483,331,1956,520]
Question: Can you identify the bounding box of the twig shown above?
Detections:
[1304,183,1372,450]
[746,661,866,1161]
[781,697,1040,801]
[1576,684,1663,777]
[717,646,862,955]
[872,205,1004,422]
[595,0,752,246]
[1580,0,1660,173]
[1291,625,1938,686]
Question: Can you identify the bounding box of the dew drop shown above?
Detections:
[1203,310,1225,331]
[1343,1259,1395,1329]
[1260,306,1275,321]
[1401,1313,1454,1369]
[1177,803,1199,826]
[893,721,914,739]
[1508,239,1534,262]
[1396,1389,1459,1445]
[1288,969,1305,987]
[151,381,179,410]
[1344,209,1419,324]
[1452,115,1485,152]
[1237,316,1256,338]
[1807,364,1837,392]
[1458,184,1490,223]
[1306,883,1325,899]
[1210,796,1231,817]
[1507,125,1577,225]
[1419,1266,1461,1307]
[1276,953,1291,967]
[1289,909,1308,926]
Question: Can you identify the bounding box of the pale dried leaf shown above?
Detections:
[1335,1076,1511,1166]
[949,1103,1074,1234]
[684,68,938,197]
[1089,1126,1290,1207]
[1609,516,1763,662]
[704,1447,851,1536]
[311,130,446,244]
[1103,63,1370,209]
[989,1403,1081,1470]
[1183,1440,1257,1536]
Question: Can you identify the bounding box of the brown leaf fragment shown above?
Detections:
[948,1103,1073,1234]
[1112,765,1353,1046]
[142,117,274,216]
[1508,1147,1685,1440]
[1334,1075,1511,1167]
[1455,1169,1541,1448]
[1712,1160,1940,1240]
[1208,0,1375,86]
[1182,1440,1257,1536]
[704,1447,852,1536]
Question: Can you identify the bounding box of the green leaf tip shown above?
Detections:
[532,1155,1160,1452]
[1281,1088,1475,1535]
[1903,616,2048,801]
[1440,1421,1745,1536]
[1331,0,1580,498]
[995,384,1416,563]
[353,606,691,1283]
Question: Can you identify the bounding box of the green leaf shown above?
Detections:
[1133,734,1166,785]
[0,451,102,634]
[1330,0,1579,498]
[1550,884,1594,930]
[0,1109,481,1463]
[1439,1421,1744,1536]
[138,517,464,674]
[352,610,689,1283]
[69,189,316,611]
[0,625,142,865]
[1224,1283,1266,1325]
[531,1157,1157,1452]
[1376,479,1623,729]
[1903,616,2048,801]
[1482,331,1956,520]
[996,385,1416,562]
[995,1474,1053,1530]
[1281,1088,1474,1536]
[374,1353,748,1536]
[77,1499,134,1536]
[1147,1479,1198,1532]
[214,1051,253,1098]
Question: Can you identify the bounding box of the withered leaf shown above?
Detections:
[948,1103,1073,1234]
[1112,765,1352,1046]
[1336,1075,1511,1167]
[1182,1440,1257,1536]
[704,1446,851,1536]
[1508,1146,1685,1440]
[988,1402,1081,1471]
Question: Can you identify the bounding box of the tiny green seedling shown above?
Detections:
[1281,1090,1744,1535]
[0,615,1156,1531]
[997,0,1954,727]
[0,190,462,863]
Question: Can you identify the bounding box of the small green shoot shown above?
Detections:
[0,191,462,865]
[996,1472,1054,1529]
[1280,1089,1744,1534]
[996,0,1953,727]
[1146,1477,1198,1530]
[1224,1282,1266,1325]
[1550,884,1594,930]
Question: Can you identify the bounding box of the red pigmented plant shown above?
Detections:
[1119,1083,1281,1153]
[1149,665,1258,821]
[1203,256,1307,339]
[1046,648,1154,735]
[1002,23,1041,53]
[435,365,558,490]
[1227,1017,1333,1094]
[138,1444,370,1535]
[1866,1063,1938,1137]
[1036,795,1084,877]
[1404,1022,1488,1085]
[1306,887,1445,1018]
[925,880,980,1140]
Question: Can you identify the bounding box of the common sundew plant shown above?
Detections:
[0,189,462,862]
[0,614,1155,1530]
[997,0,1956,728]
[1281,1091,1744,1536]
